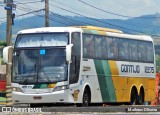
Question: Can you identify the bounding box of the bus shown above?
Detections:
[3,26,155,106]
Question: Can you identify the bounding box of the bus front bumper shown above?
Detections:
[12,89,72,104]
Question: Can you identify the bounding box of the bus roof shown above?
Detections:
[18,26,123,35]
[17,27,83,34]
[106,32,153,42]
[73,26,123,33]
[17,26,152,42]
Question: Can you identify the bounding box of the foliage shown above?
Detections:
[0,41,6,47]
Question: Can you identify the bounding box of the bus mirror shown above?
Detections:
[3,46,13,64]
[66,44,73,63]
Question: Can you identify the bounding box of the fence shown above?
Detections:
[0,65,6,105]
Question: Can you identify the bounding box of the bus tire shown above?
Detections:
[130,88,138,105]
[80,88,91,106]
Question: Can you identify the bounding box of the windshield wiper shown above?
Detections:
[18,75,30,85]
[21,77,29,85]
[18,73,36,85]
[38,66,51,83]
[19,60,38,85]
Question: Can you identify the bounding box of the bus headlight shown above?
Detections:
[12,87,23,92]
[53,85,69,92]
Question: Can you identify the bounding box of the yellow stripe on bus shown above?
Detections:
[108,61,119,76]
[98,31,106,35]
[48,84,56,88]
[108,60,121,102]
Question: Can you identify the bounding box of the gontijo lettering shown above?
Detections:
[121,64,140,73]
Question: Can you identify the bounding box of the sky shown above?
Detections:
[0,0,160,23]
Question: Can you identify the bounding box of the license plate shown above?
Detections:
[33,96,42,100]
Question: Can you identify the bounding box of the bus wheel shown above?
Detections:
[130,89,138,105]
[139,90,144,105]
[82,89,90,106]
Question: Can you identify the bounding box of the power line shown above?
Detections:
[50,11,94,26]
[52,0,104,19]
[15,1,85,25]
[78,0,160,19]
[78,0,133,19]
[52,0,160,28]
[16,6,68,26]
[16,6,34,13]
[37,14,68,26]
[16,9,44,17]
[49,14,75,26]
[14,2,43,19]
[0,1,68,26]
[15,1,71,26]
[14,1,92,26]
[49,3,160,37]
[49,12,80,26]
[1,1,159,37]
[15,1,42,4]
[16,1,42,12]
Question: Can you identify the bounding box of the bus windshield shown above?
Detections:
[12,48,68,84]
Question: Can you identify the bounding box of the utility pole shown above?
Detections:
[6,0,13,46]
[45,0,49,27]
[4,0,14,106]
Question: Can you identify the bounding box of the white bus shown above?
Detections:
[3,26,155,106]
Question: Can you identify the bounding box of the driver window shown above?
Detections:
[69,32,81,84]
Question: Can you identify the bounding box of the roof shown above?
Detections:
[17,27,82,34]
[17,26,152,42]
[106,32,153,42]
[18,26,123,34]
[73,26,123,33]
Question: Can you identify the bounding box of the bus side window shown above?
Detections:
[146,42,154,62]
[107,37,118,59]
[119,39,129,60]
[69,32,81,84]
[129,40,138,61]
[83,35,87,57]
[101,37,107,59]
[138,41,146,62]
[83,34,95,58]
[95,36,102,58]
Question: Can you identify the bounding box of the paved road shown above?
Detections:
[41,106,160,113]
[0,112,160,115]
[1,105,160,114]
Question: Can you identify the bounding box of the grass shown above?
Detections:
[0,97,6,102]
